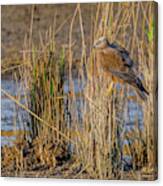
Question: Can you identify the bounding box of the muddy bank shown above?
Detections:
[2,4,97,63]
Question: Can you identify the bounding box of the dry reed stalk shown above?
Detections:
[1,88,74,144]
[2,2,157,180]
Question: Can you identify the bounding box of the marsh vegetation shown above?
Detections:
[1,2,157,180]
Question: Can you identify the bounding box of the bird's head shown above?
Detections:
[93,36,110,50]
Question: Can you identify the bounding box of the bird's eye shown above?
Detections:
[122,57,125,62]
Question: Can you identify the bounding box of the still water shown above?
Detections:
[1,78,144,146]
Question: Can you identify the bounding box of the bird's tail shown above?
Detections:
[135,77,149,101]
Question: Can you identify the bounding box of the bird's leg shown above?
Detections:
[106,81,114,96]
[119,85,124,97]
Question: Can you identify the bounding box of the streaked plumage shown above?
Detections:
[93,36,149,100]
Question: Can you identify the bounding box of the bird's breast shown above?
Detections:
[97,49,124,72]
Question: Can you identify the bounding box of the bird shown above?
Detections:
[93,36,149,100]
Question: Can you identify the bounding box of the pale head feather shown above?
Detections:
[93,36,109,49]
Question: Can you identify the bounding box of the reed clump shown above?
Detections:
[1,2,157,180]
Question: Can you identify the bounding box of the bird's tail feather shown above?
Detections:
[135,77,149,101]
[135,88,148,101]
[108,69,149,101]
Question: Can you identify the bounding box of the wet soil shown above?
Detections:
[1,4,97,62]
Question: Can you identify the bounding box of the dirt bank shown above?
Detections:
[2,4,97,63]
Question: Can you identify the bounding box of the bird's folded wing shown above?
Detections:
[109,42,129,55]
[108,69,135,83]
[109,42,133,68]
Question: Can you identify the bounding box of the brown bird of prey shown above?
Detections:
[93,36,149,100]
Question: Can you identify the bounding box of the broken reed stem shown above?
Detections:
[1,63,29,74]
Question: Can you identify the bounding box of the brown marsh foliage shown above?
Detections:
[1,2,158,180]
